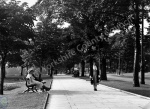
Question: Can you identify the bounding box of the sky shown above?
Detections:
[18,0,38,7]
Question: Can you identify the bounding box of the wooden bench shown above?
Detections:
[23,79,37,93]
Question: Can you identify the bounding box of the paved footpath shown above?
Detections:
[46,74,150,109]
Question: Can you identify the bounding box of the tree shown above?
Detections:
[6,53,24,76]
[34,0,150,85]
[108,31,135,73]
[0,0,35,94]
[133,0,141,87]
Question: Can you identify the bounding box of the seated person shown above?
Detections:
[30,67,43,82]
[26,69,50,92]
[32,73,43,82]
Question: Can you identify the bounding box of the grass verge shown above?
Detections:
[2,76,53,109]
[79,75,150,98]
[3,92,48,109]
[4,84,20,91]
[99,79,150,97]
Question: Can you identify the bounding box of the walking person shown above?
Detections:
[90,62,99,91]
[93,62,98,91]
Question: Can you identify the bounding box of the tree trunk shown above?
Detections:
[118,53,121,75]
[133,0,140,87]
[141,1,145,84]
[0,64,4,95]
[50,67,53,78]
[47,65,51,75]
[125,62,128,73]
[3,67,6,79]
[39,66,42,81]
[90,57,93,77]
[109,59,112,73]
[81,60,85,77]
[20,66,24,76]
[39,59,43,81]
[0,56,6,95]
[101,56,107,80]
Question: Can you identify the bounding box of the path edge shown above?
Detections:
[43,79,53,109]
[43,93,49,109]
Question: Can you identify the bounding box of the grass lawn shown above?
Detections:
[0,67,52,109]
[4,83,20,91]
[99,79,150,97]
[79,73,150,98]
[1,77,52,109]
[3,92,48,109]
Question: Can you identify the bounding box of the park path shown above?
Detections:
[46,74,150,109]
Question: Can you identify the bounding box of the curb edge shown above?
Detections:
[43,79,53,109]
[43,93,49,109]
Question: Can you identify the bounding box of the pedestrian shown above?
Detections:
[90,61,101,91]
[93,62,98,91]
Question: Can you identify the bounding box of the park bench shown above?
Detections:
[23,78,38,93]
[23,78,49,93]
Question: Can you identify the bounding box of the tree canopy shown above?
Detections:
[0,0,150,94]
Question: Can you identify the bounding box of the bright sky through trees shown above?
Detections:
[17,0,150,35]
[18,0,38,7]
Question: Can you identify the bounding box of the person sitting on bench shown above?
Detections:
[26,69,50,92]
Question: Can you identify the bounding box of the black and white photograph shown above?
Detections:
[0,0,150,109]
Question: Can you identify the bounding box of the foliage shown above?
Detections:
[6,53,24,67]
[0,0,35,94]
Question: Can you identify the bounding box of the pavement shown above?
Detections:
[46,74,150,109]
